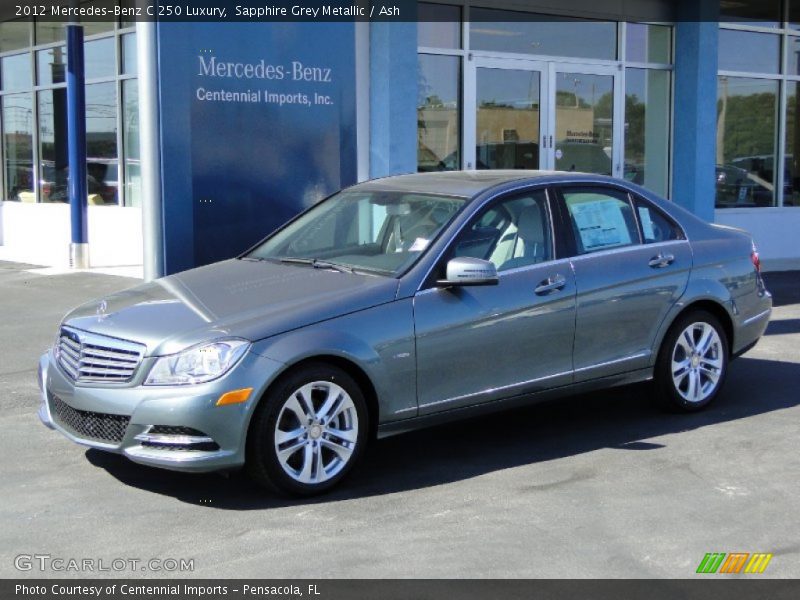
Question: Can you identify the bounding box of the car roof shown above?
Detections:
[350,170,589,198]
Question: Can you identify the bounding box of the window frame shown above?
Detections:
[553,183,645,257]
[423,185,560,288]
[629,192,686,244]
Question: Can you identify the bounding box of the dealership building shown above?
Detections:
[1,0,799,277]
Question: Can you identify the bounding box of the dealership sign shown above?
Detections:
[157,22,357,273]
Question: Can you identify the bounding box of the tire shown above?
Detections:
[246,363,368,496]
[654,310,729,412]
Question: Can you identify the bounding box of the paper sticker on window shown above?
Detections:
[569,198,632,250]
[638,207,655,240]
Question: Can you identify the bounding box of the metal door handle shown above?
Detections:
[535,275,566,295]
[648,253,675,268]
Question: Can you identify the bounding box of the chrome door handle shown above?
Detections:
[535,275,566,295]
[648,253,675,268]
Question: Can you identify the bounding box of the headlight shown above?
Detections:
[144,339,250,386]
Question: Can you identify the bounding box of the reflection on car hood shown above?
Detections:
[62,259,399,356]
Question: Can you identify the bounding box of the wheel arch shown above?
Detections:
[655,298,735,361]
[248,354,381,442]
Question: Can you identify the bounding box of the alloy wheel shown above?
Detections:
[273,381,359,484]
[670,321,724,403]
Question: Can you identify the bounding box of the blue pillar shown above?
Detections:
[672,2,719,222]
[66,24,89,267]
[370,21,417,178]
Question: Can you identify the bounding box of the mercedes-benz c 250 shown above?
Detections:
[38,171,772,496]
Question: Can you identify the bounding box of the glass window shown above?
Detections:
[720,0,781,27]
[470,9,616,60]
[718,30,780,74]
[86,82,119,205]
[625,23,671,64]
[249,192,466,276]
[1,53,32,91]
[450,191,551,271]
[786,36,800,75]
[84,37,116,80]
[562,189,640,254]
[35,21,65,45]
[784,82,800,206]
[121,33,137,75]
[418,54,460,172]
[38,88,69,203]
[123,79,140,207]
[716,77,779,208]
[0,20,30,52]
[624,69,671,197]
[37,46,67,86]
[2,93,34,202]
[632,198,682,243]
[417,3,460,49]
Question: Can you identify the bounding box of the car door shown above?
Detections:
[413,188,576,415]
[555,184,692,381]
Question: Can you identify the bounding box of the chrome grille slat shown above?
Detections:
[81,348,139,361]
[57,327,145,384]
[80,356,138,369]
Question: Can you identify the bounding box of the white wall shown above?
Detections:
[715,208,800,272]
[0,202,143,268]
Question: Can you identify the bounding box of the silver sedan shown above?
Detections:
[38,171,772,496]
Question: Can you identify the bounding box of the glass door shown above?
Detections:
[466,57,549,170]
[549,65,621,177]
[466,58,622,177]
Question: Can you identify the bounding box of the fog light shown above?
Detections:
[216,387,253,406]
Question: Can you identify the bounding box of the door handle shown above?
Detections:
[648,253,675,268]
[535,274,566,295]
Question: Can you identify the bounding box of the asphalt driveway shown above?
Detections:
[1,262,798,578]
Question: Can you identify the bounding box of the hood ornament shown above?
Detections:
[96,299,108,321]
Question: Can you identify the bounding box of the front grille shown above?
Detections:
[51,395,130,443]
[57,326,145,383]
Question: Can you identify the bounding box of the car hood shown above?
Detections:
[62,259,399,356]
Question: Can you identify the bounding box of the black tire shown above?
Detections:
[246,363,368,496]
[654,310,729,412]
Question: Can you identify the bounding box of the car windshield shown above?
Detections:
[246,191,467,276]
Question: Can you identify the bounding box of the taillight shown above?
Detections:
[751,240,761,274]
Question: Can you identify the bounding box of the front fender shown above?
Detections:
[250,299,417,423]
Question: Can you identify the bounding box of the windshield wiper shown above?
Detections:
[278,257,355,274]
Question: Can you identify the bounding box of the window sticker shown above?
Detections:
[568,198,632,250]
[638,207,656,241]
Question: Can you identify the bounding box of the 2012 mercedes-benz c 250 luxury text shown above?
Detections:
[38,172,772,496]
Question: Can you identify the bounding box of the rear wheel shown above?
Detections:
[246,364,367,496]
[654,310,729,412]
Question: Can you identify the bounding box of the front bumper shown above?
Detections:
[38,349,284,473]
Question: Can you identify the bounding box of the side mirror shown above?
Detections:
[437,257,499,287]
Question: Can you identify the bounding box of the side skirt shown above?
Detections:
[376,368,653,439]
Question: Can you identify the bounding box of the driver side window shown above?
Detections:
[449,190,552,272]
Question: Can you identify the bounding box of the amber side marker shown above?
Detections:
[216,388,253,406]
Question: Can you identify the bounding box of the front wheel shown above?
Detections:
[246,364,368,496]
[654,311,729,412]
